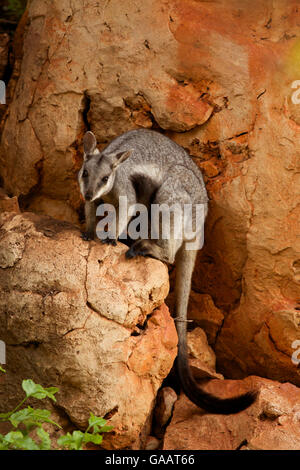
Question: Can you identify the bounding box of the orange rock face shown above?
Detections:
[0,0,299,387]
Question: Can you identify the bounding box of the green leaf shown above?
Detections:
[57,430,85,450]
[0,411,12,420]
[1,430,23,443]
[57,433,72,449]
[3,431,40,450]
[98,425,113,433]
[0,432,12,450]
[22,380,59,401]
[9,406,61,429]
[87,413,113,435]
[83,432,103,445]
[0,366,5,373]
[88,413,107,431]
[22,379,39,397]
[36,427,51,450]
[0,433,9,450]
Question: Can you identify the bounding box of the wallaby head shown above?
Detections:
[78,131,132,202]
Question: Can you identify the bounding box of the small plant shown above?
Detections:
[0,375,112,450]
[4,0,27,19]
[57,414,113,451]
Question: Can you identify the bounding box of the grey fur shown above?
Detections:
[78,129,257,413]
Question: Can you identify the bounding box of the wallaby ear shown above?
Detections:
[83,131,97,157]
[112,149,133,169]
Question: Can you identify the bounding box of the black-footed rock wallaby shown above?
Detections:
[78,129,257,414]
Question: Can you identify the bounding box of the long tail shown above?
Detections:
[174,244,257,414]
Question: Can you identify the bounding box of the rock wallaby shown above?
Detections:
[78,128,257,414]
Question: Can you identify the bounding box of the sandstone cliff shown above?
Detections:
[0,0,299,450]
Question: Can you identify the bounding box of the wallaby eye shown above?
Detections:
[82,169,88,178]
[102,176,109,183]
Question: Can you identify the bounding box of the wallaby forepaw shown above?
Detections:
[101,238,117,246]
[81,231,94,241]
[125,241,149,259]
[125,246,137,259]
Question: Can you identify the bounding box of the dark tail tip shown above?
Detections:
[207,390,258,415]
[176,355,258,415]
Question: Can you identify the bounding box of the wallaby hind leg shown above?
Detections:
[125,238,180,264]
[126,203,182,263]
[125,239,170,262]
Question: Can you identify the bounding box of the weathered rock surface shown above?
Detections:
[0,188,20,214]
[164,376,300,450]
[145,436,160,451]
[153,386,178,438]
[0,211,177,449]
[187,327,216,370]
[0,0,299,388]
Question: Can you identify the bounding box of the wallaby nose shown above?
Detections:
[85,192,92,201]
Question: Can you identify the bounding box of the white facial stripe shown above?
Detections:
[78,169,85,196]
[92,186,106,201]
[79,178,84,196]
[91,174,113,201]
